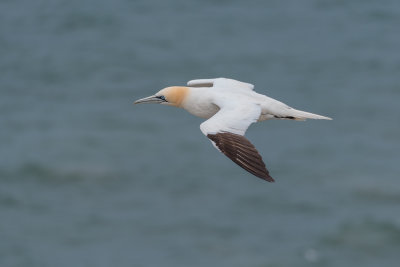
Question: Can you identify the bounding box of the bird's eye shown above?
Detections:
[157,95,166,101]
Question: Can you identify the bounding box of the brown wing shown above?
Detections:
[207,132,274,182]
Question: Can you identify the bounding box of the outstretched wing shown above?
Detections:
[200,100,274,182]
[188,77,254,91]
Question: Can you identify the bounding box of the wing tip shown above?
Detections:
[187,78,215,87]
[207,132,276,183]
[263,174,275,182]
[257,170,275,182]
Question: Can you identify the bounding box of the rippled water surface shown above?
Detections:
[1,0,400,266]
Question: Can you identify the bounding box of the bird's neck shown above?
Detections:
[181,88,220,119]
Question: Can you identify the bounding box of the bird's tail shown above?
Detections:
[282,108,332,121]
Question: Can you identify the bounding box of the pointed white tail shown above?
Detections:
[288,108,332,121]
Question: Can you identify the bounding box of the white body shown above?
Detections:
[181,86,321,121]
[181,78,331,136]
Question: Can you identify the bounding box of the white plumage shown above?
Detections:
[134,77,331,182]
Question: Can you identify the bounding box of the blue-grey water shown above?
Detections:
[1,0,400,266]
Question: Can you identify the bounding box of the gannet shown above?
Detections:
[134,78,331,182]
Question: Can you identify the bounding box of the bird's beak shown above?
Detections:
[133,95,163,105]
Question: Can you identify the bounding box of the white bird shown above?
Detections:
[134,78,331,182]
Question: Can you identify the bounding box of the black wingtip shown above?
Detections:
[257,171,274,182]
[207,132,276,183]
[264,175,275,183]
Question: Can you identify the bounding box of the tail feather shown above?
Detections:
[273,108,332,121]
[286,108,332,121]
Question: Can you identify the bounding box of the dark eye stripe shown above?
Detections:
[157,95,166,101]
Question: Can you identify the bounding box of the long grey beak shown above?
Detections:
[134,95,163,105]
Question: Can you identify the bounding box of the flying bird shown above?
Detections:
[134,78,331,182]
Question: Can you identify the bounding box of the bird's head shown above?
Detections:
[134,86,189,107]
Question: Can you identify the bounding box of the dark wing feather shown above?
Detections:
[207,132,274,182]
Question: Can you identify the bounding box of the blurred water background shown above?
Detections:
[1,0,400,266]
